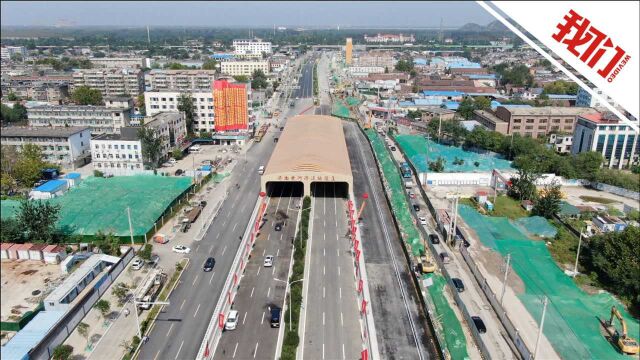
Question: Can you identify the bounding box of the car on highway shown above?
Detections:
[471,316,487,333]
[452,278,465,292]
[225,310,239,330]
[172,245,191,254]
[270,306,281,328]
[412,204,420,212]
[419,217,427,226]
[264,255,274,267]
[203,257,215,272]
[439,252,451,264]
[131,258,145,271]
[390,146,397,151]
[274,222,283,231]
[429,234,440,244]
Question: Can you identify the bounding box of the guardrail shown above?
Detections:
[196,192,267,360]
[347,193,380,360]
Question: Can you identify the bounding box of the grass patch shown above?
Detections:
[579,195,619,204]
[463,195,529,219]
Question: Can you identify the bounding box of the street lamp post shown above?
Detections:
[274,278,304,331]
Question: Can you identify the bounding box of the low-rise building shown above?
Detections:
[0,126,91,169]
[592,215,627,233]
[548,133,573,154]
[421,108,456,122]
[91,132,144,174]
[89,57,147,69]
[71,68,144,97]
[494,106,597,138]
[146,69,216,91]
[220,60,269,76]
[571,112,639,169]
[575,87,619,108]
[1,46,27,60]
[473,109,510,134]
[348,66,385,77]
[364,33,415,43]
[145,91,215,133]
[1,81,69,104]
[28,97,133,135]
[232,39,272,55]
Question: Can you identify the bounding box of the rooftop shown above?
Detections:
[0,126,90,138]
[94,132,140,141]
[499,106,596,115]
[474,109,507,123]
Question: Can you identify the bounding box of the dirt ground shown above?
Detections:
[0,260,66,321]
[561,185,639,211]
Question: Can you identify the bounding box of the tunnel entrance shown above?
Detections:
[265,181,304,198]
[310,182,349,199]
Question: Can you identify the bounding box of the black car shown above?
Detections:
[452,278,465,292]
[413,204,420,212]
[174,169,183,176]
[203,257,215,272]
[270,306,281,328]
[463,238,471,248]
[429,234,440,244]
[280,127,284,131]
[471,316,486,333]
[200,200,207,208]
[274,222,283,231]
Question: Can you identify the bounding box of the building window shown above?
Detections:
[513,119,521,123]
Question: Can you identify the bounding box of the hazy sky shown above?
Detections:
[1,1,494,27]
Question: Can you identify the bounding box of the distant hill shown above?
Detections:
[458,20,509,33]
[458,23,485,32]
[486,20,508,32]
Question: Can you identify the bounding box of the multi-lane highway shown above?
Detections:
[300,182,361,360]
[138,55,312,360]
[344,120,440,360]
[214,182,301,360]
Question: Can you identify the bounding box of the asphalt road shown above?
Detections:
[301,182,361,360]
[214,182,300,360]
[138,56,311,360]
[343,121,439,360]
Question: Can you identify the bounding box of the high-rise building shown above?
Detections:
[71,68,144,97]
[572,113,639,169]
[213,79,248,132]
[345,38,353,65]
[232,39,272,55]
[146,69,216,92]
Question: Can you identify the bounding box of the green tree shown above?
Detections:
[532,182,562,218]
[112,282,130,306]
[428,157,446,172]
[586,226,640,308]
[7,92,18,101]
[165,62,189,70]
[1,103,28,123]
[474,96,491,110]
[0,218,23,243]
[171,148,184,160]
[457,97,475,119]
[202,59,218,70]
[16,199,61,243]
[137,126,163,168]
[251,69,268,89]
[395,59,414,73]
[72,86,103,105]
[136,94,146,116]
[93,231,120,255]
[233,75,249,83]
[574,151,603,181]
[13,144,48,187]
[52,344,74,360]
[138,243,153,261]
[77,322,90,345]
[93,51,106,58]
[177,93,195,134]
[508,155,542,201]
[94,299,111,320]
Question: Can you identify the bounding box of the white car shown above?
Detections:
[419,217,427,226]
[172,245,191,254]
[131,258,145,271]
[264,255,274,267]
[225,310,239,330]
[168,158,177,165]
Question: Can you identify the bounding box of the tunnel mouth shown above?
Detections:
[310,182,349,199]
[265,181,304,198]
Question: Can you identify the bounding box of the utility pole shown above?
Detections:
[500,253,511,305]
[572,227,584,277]
[147,25,151,45]
[127,207,136,251]
[451,196,459,246]
[533,296,549,360]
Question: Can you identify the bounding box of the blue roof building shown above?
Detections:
[442,101,460,110]
[546,94,577,100]
[413,58,428,66]
[422,90,465,98]
[467,74,497,79]
[2,310,66,360]
[34,180,67,193]
[211,53,235,60]
[490,100,502,109]
[415,98,444,106]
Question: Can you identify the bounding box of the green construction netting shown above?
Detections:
[212,172,230,183]
[459,205,639,360]
[424,273,470,360]
[346,96,361,106]
[514,216,558,238]
[1,200,20,219]
[332,100,351,119]
[1,176,192,238]
[395,134,514,173]
[366,128,468,358]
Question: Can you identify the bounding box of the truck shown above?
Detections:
[136,271,167,311]
[404,180,414,189]
[185,206,202,223]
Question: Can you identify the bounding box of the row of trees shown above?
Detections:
[493,63,534,87]
[1,199,62,244]
[1,144,60,193]
[1,102,28,123]
[33,57,92,71]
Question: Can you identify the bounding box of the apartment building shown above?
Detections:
[71,68,144,97]
[473,109,510,134]
[143,112,188,157]
[146,69,216,91]
[91,132,144,175]
[575,87,619,109]
[1,82,69,104]
[232,39,272,55]
[1,46,27,60]
[354,51,395,68]
[220,60,269,77]
[28,97,133,135]
[0,126,91,169]
[364,33,415,43]
[494,106,597,138]
[145,91,215,133]
[89,57,148,69]
[571,113,639,169]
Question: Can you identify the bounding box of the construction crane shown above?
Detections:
[601,306,639,355]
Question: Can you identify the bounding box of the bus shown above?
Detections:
[400,162,412,178]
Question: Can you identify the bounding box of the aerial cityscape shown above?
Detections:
[0,2,638,360]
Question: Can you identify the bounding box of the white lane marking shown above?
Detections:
[261,312,265,324]
[267,233,271,241]
[342,344,346,360]
[174,340,184,360]
[262,249,266,256]
[257,267,261,276]
[341,312,344,326]
[272,266,276,275]
[322,311,325,325]
[166,323,174,338]
[192,275,199,286]
[195,244,200,252]
[209,244,214,253]
[233,223,238,231]
[280,233,283,240]
[243,311,247,324]
[216,233,220,239]
[340,287,342,299]
[323,266,325,275]
[337,248,340,257]
[193,303,201,318]
[209,272,215,284]
[267,287,271,298]
[254,342,259,359]
[323,287,325,298]
[276,249,280,256]
[338,266,341,276]
[323,248,326,256]
[250,287,254,298]
[323,233,326,241]
[221,246,227,256]
[233,342,239,358]
[180,299,186,310]
[153,351,161,360]
[322,343,325,360]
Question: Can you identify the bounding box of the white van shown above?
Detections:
[258,165,265,175]
[190,145,202,153]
